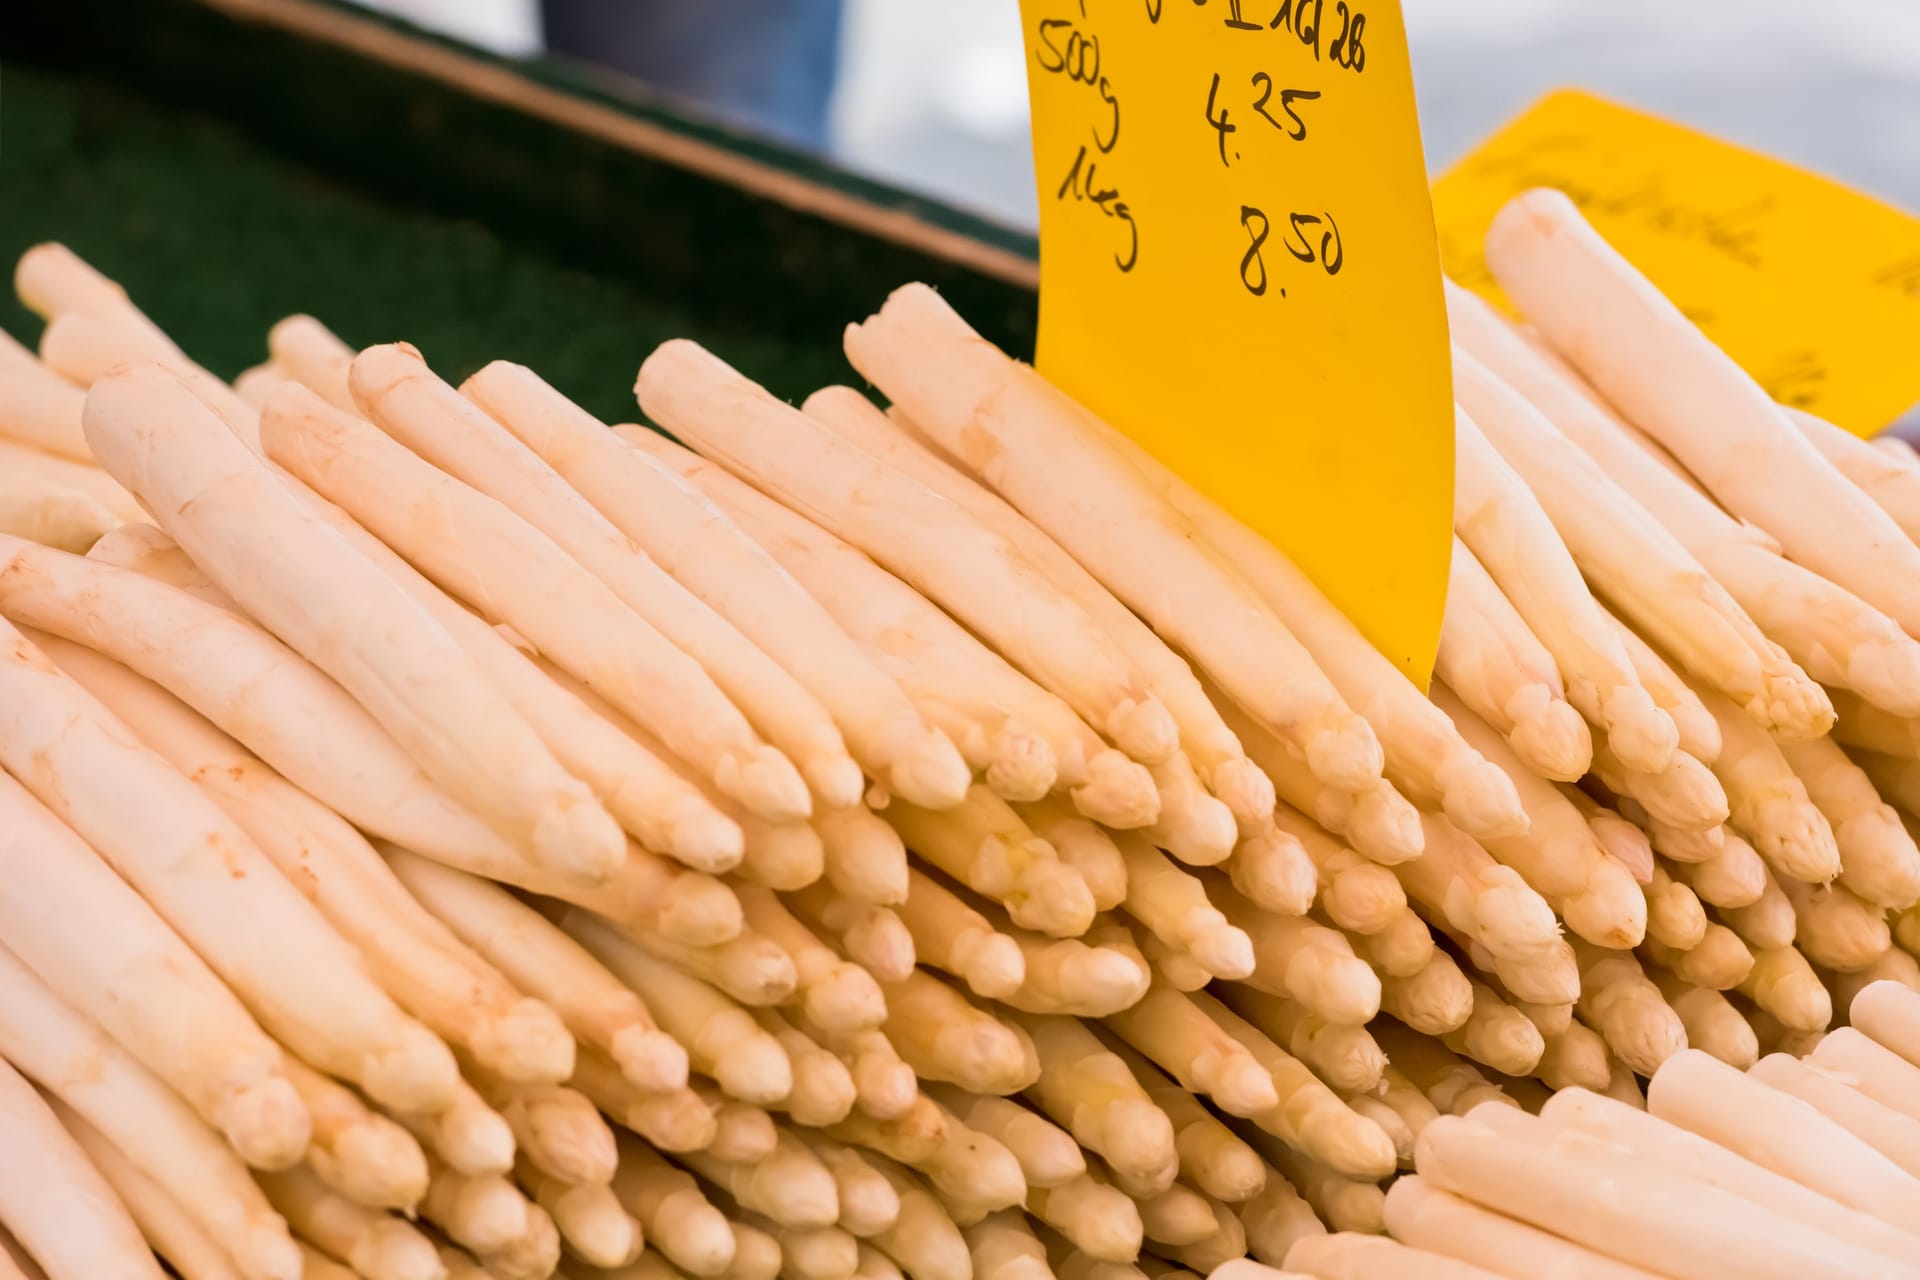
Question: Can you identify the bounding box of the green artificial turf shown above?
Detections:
[0,61,886,424]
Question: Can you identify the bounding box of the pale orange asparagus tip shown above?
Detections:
[218,1077,313,1171]
[1346,783,1425,865]
[1213,757,1279,834]
[1073,748,1163,829]
[469,999,576,1085]
[1507,687,1593,782]
[1230,831,1319,917]
[610,1026,690,1094]
[656,873,746,947]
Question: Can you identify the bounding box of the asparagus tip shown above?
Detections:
[471,998,577,1085]
[1109,695,1180,765]
[981,725,1056,803]
[890,729,976,809]
[1506,685,1593,781]
[611,1025,691,1094]
[217,1075,313,1171]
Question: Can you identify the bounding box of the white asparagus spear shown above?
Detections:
[1283,1233,1504,1280]
[39,304,265,448]
[1016,1014,1177,1191]
[1851,978,1920,1068]
[638,340,1177,772]
[291,486,742,871]
[1690,685,1842,883]
[924,1088,1084,1191]
[1664,829,1766,908]
[353,349,858,810]
[1238,1176,1327,1268]
[267,316,355,410]
[1790,406,1920,540]
[1383,1175,1670,1280]
[619,427,1157,828]
[0,435,142,522]
[1448,280,1920,719]
[1651,975,1758,1070]
[0,533,531,873]
[1212,690,1422,866]
[419,1162,529,1254]
[608,1133,735,1274]
[844,285,1387,795]
[1649,1048,1920,1227]
[260,382,808,827]
[1568,942,1687,1077]
[1780,734,1920,909]
[958,1212,1049,1280]
[1779,877,1890,972]
[0,1059,167,1280]
[784,887,916,984]
[1439,982,1546,1078]
[1598,611,1721,763]
[880,787,1094,938]
[0,944,300,1280]
[1081,406,1525,839]
[563,913,792,1105]
[1378,949,1474,1035]
[0,764,307,1168]
[1397,814,1561,963]
[1436,540,1591,782]
[1270,804,1401,932]
[1737,945,1832,1032]
[1423,1107,1888,1280]
[1453,406,1677,771]
[0,357,91,460]
[810,805,910,907]
[38,637,575,1085]
[15,243,184,361]
[1486,189,1920,637]
[1454,348,1828,739]
[1115,835,1254,980]
[1642,864,1707,950]
[1433,683,1645,948]
[1540,1086,1920,1268]
[877,967,1038,1095]
[1587,731,1727,834]
[734,884,886,1034]
[0,618,459,1113]
[276,1056,428,1210]
[54,1099,249,1280]
[465,366,969,810]
[801,385,1273,830]
[381,850,687,1093]
[0,471,115,553]
[515,1162,641,1269]
[1750,1052,1920,1179]
[1215,890,1378,1026]
[82,367,623,877]
[893,868,1024,999]
[1243,1130,1386,1236]
[1217,984,1384,1096]
[1810,1027,1920,1126]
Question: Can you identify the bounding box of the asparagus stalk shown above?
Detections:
[1015,1014,1178,1191]
[607,1133,735,1275]
[1438,539,1592,782]
[255,1165,442,1280]
[1486,189,1920,638]
[845,285,1388,797]
[278,1055,429,1209]
[800,385,1273,830]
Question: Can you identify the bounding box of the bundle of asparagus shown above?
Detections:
[3,185,1920,1280]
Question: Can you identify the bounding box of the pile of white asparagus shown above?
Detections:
[6,186,1920,1280]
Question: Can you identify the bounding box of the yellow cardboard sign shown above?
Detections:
[1018,0,1453,685]
[1433,89,1920,435]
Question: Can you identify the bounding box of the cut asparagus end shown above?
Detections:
[1107,695,1179,766]
[983,724,1057,803]
[217,1076,313,1171]
[1071,748,1162,829]
[1505,684,1592,781]
[610,1025,691,1094]
[471,999,577,1086]
[888,729,975,810]
[1210,756,1278,834]
[1599,685,1681,773]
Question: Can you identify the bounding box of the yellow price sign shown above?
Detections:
[1434,89,1920,436]
[1017,0,1454,685]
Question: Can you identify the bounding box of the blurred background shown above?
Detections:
[352,0,1920,226]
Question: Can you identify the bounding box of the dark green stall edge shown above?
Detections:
[0,0,1041,425]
